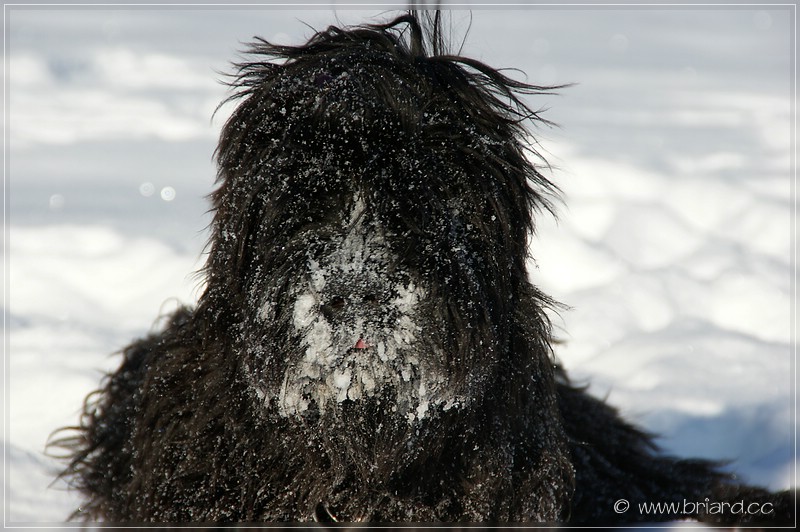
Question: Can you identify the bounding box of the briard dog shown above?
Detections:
[51,12,793,524]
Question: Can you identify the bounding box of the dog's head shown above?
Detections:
[201,14,559,430]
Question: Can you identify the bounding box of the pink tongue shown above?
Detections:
[354,338,368,349]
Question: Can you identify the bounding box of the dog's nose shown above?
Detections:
[320,296,347,322]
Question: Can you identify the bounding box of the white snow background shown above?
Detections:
[4,2,796,526]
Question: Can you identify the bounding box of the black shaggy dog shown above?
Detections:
[52,13,793,524]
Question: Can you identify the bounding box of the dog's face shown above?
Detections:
[248,194,463,424]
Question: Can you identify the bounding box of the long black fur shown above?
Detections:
[50,13,794,524]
